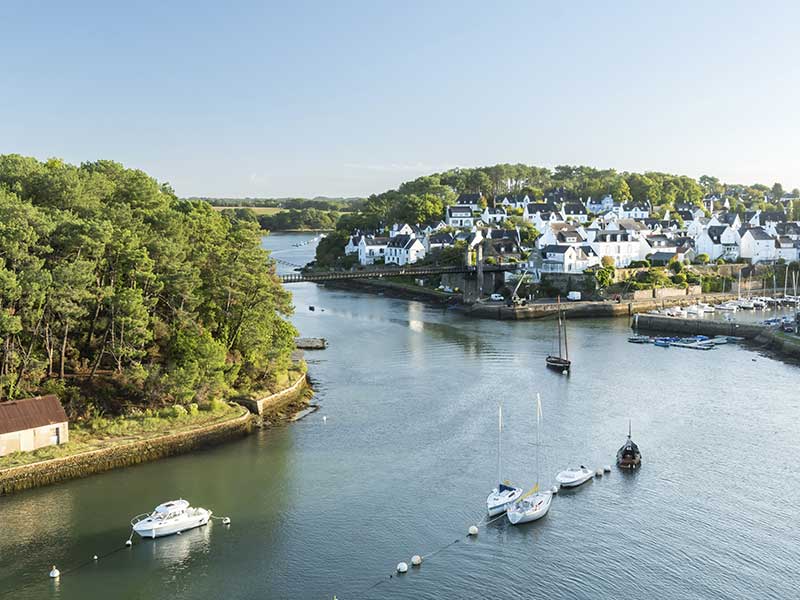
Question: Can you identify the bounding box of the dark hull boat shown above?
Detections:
[546,299,570,373]
[616,421,641,469]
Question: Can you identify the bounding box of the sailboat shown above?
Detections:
[616,420,642,469]
[507,394,553,525]
[546,298,571,373]
[486,404,523,516]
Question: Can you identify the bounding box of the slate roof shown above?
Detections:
[706,225,728,244]
[455,193,482,205]
[447,205,473,218]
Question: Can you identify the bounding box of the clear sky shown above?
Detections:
[2,0,798,197]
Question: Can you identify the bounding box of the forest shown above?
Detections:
[0,155,297,415]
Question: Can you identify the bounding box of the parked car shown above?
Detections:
[567,291,581,301]
[490,293,504,301]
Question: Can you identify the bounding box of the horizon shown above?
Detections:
[2,1,799,197]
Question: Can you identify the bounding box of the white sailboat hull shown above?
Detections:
[487,486,523,516]
[507,492,553,525]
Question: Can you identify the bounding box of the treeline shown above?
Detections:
[0,155,296,414]
[258,208,339,231]
[192,196,364,211]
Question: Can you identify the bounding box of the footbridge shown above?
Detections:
[279,263,522,284]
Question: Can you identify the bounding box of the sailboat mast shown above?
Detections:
[557,297,562,358]
[536,394,541,488]
[498,404,502,486]
[563,307,569,360]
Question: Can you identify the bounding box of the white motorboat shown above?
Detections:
[699,303,715,313]
[507,394,553,525]
[555,466,594,488]
[715,302,738,312]
[486,404,522,516]
[737,299,754,310]
[685,305,702,316]
[131,499,212,539]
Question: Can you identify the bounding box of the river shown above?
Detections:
[2,232,799,599]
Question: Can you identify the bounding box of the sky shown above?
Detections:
[2,0,799,198]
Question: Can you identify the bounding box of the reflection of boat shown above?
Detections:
[486,404,522,516]
[507,394,552,525]
[555,466,594,488]
[616,421,641,469]
[132,499,211,539]
[546,299,570,373]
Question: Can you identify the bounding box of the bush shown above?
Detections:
[695,253,710,265]
[671,273,687,285]
[628,260,650,268]
[669,260,683,274]
[601,256,615,268]
[188,403,199,416]
[716,258,725,265]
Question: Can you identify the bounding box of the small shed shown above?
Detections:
[0,395,69,457]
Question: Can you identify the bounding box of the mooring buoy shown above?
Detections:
[468,525,479,536]
[396,562,408,574]
[411,555,422,566]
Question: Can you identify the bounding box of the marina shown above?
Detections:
[1,233,799,600]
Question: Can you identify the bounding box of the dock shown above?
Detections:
[295,337,328,350]
[632,314,765,339]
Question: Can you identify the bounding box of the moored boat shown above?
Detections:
[616,422,641,469]
[131,499,211,539]
[546,298,570,373]
[628,335,651,344]
[486,404,522,516]
[555,465,594,488]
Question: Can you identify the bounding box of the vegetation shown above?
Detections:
[259,208,339,231]
[0,155,297,416]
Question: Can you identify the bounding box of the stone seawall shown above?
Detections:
[233,372,309,415]
[0,409,253,495]
[631,314,766,338]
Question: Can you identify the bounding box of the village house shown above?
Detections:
[389,223,418,238]
[344,234,363,255]
[590,229,650,267]
[481,206,507,224]
[560,201,589,223]
[774,236,800,262]
[454,193,482,212]
[445,205,474,228]
[0,395,69,457]
[494,193,530,210]
[739,227,776,264]
[586,194,617,214]
[696,225,740,261]
[358,236,389,265]
[424,231,455,253]
[620,201,651,220]
[385,234,426,266]
[540,245,600,273]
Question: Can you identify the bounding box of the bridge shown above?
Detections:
[279,263,522,284]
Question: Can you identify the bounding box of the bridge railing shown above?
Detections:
[279,262,522,283]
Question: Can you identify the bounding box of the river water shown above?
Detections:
[2,232,799,600]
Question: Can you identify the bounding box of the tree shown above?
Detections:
[771,182,785,200]
[695,253,710,265]
[601,256,615,268]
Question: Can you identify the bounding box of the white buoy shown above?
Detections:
[323,416,327,424]
[125,539,133,546]
[468,525,479,536]
[595,468,603,477]
[551,485,559,494]
[562,369,568,375]
[176,531,182,535]
[396,562,408,574]
[411,555,422,566]
[222,517,231,525]
[49,566,60,578]
[603,465,612,473]
[93,555,98,561]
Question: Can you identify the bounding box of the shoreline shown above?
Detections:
[0,373,312,496]
[321,278,456,304]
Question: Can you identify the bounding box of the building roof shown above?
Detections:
[706,225,728,244]
[447,205,473,218]
[0,395,68,435]
[428,232,454,244]
[744,227,773,241]
[363,237,389,246]
[562,202,586,214]
[455,193,482,205]
[387,234,412,248]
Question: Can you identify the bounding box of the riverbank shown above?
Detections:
[0,370,313,495]
[321,277,456,304]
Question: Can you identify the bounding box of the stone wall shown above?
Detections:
[233,372,308,415]
[0,410,252,496]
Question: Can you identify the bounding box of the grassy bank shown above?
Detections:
[0,401,246,470]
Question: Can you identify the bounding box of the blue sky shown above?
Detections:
[2,1,798,197]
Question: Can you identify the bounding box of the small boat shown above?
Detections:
[653,337,675,347]
[507,394,553,525]
[131,499,211,539]
[555,465,594,488]
[616,421,641,469]
[546,298,570,373]
[486,404,523,516]
[715,302,738,312]
[628,335,651,344]
[685,304,702,315]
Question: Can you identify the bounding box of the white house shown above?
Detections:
[481,206,507,224]
[590,230,650,267]
[425,231,455,252]
[385,234,426,266]
[345,234,362,255]
[528,210,562,231]
[389,223,416,238]
[739,227,776,264]
[560,201,589,223]
[696,225,740,261]
[495,193,530,210]
[446,205,474,228]
[0,395,69,456]
[775,236,800,262]
[454,193,482,211]
[358,237,389,265]
[621,202,651,220]
[536,224,586,249]
[540,245,600,273]
[586,194,617,214]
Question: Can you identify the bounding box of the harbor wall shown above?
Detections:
[0,409,253,495]
[631,314,766,338]
[233,372,309,416]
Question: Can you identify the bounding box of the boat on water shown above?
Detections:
[546,298,570,373]
[653,336,676,347]
[715,302,738,312]
[555,465,594,488]
[616,421,641,469]
[507,394,553,525]
[628,335,651,344]
[131,499,211,539]
[486,404,523,516]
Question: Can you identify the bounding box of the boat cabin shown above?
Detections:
[0,395,69,457]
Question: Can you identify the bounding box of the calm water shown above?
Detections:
[2,232,799,599]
